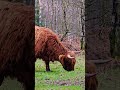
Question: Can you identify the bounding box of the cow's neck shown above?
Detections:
[55,46,68,60]
[46,36,68,61]
[49,42,68,61]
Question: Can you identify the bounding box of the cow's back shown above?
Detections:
[35,26,57,58]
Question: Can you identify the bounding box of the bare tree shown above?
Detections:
[60,0,69,41]
[37,0,84,51]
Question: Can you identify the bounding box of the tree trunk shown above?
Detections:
[110,0,120,61]
[85,0,112,60]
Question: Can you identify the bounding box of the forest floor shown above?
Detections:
[35,56,85,90]
[97,66,120,90]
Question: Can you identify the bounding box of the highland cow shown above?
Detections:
[85,61,98,90]
[85,60,112,90]
[0,1,35,90]
[35,26,76,71]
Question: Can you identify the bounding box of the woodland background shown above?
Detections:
[1,0,120,90]
[35,0,85,89]
[35,0,85,52]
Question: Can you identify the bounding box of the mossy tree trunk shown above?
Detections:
[85,0,112,60]
[110,0,120,59]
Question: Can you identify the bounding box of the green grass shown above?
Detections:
[35,56,85,90]
[0,77,24,90]
[97,67,120,90]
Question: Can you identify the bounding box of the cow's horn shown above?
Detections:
[67,54,74,59]
[88,59,112,64]
[85,73,97,78]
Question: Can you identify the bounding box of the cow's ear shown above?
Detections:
[59,55,65,65]
[59,55,65,60]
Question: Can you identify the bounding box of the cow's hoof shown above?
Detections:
[46,70,51,72]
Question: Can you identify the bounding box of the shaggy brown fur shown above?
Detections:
[85,61,98,90]
[35,26,76,71]
[0,1,35,90]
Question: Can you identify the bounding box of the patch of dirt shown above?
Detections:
[45,79,85,86]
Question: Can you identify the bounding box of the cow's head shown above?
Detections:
[59,51,76,71]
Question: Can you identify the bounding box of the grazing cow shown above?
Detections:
[0,1,35,90]
[85,60,112,90]
[35,26,76,71]
[85,61,98,90]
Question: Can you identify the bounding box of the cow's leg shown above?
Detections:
[45,61,50,71]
